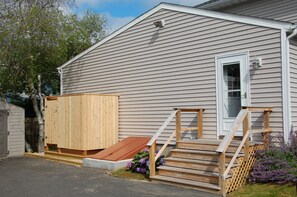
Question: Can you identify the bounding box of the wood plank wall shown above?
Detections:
[45,94,118,150]
[44,98,58,144]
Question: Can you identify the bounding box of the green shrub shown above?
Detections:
[126,148,165,175]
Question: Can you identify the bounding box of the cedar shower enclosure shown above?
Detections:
[44,94,118,154]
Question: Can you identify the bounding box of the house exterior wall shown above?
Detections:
[0,102,25,157]
[290,38,297,129]
[215,0,297,24]
[62,9,284,143]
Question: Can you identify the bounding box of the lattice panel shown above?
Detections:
[226,144,264,193]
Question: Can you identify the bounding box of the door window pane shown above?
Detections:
[223,64,241,118]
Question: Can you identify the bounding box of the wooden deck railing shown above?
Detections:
[216,106,272,196]
[147,108,204,176]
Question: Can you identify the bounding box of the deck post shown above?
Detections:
[198,109,203,139]
[243,113,249,161]
[219,153,226,196]
[149,141,156,176]
[176,109,181,142]
[263,111,270,149]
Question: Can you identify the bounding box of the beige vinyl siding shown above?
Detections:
[217,0,297,24]
[0,103,25,156]
[290,38,297,129]
[62,9,283,143]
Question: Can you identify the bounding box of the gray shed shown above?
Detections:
[0,102,25,158]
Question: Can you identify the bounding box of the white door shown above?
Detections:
[216,53,249,136]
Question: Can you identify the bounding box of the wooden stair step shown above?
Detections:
[158,166,231,178]
[45,151,85,159]
[177,141,242,153]
[171,149,243,157]
[171,149,242,163]
[158,166,218,184]
[179,139,221,144]
[150,175,220,194]
[158,166,222,177]
[178,139,261,146]
[165,157,219,166]
[165,157,219,173]
[229,140,263,146]
[165,157,238,172]
[171,149,219,161]
[178,139,237,146]
[44,151,83,165]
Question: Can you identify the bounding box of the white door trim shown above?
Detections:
[215,51,251,138]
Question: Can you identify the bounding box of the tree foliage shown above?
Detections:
[0,0,106,95]
[0,0,106,152]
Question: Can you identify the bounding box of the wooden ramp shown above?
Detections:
[89,137,150,161]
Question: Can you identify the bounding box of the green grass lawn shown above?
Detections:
[228,183,296,197]
[111,167,149,181]
[111,168,296,196]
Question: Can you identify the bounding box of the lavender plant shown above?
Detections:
[249,130,297,184]
[284,130,297,158]
[126,148,165,175]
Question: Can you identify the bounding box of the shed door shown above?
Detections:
[216,53,249,136]
[0,110,8,158]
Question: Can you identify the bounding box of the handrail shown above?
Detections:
[147,108,204,177]
[242,106,273,112]
[216,109,249,153]
[147,110,177,146]
[223,130,250,178]
[250,128,272,134]
[147,110,177,177]
[217,106,272,196]
[155,131,176,162]
[173,108,202,112]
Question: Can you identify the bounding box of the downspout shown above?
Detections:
[57,68,63,95]
[283,26,297,142]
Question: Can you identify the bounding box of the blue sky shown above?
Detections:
[74,0,208,33]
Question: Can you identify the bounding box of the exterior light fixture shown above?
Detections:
[252,57,262,69]
[153,19,165,28]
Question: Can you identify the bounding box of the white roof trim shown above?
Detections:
[58,3,293,70]
[196,0,249,9]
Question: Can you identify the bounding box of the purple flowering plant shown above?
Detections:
[126,148,165,175]
[249,130,297,184]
